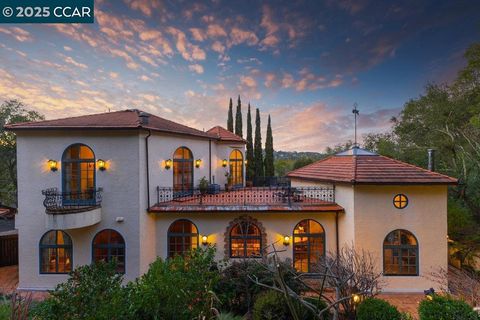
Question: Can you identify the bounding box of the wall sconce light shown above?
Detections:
[97,159,107,171]
[48,160,58,172]
[165,159,172,170]
[201,235,209,246]
[283,235,291,246]
[244,160,248,165]
[195,159,202,168]
[222,159,228,167]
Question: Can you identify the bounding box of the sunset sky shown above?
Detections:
[0,0,478,151]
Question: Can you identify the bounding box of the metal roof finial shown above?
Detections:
[352,103,359,148]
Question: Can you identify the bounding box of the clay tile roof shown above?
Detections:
[287,147,458,185]
[5,109,216,139]
[206,126,246,143]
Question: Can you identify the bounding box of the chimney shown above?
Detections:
[138,112,149,126]
[428,149,435,171]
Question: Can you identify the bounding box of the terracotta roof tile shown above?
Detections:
[206,126,246,143]
[5,109,216,139]
[287,148,458,185]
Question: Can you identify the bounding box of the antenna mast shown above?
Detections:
[352,103,359,147]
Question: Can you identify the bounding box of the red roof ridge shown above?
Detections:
[6,109,130,128]
[376,154,458,182]
[206,125,246,143]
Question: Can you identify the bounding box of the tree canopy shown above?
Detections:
[0,100,44,206]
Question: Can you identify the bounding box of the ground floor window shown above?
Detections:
[168,219,198,257]
[229,217,263,258]
[39,230,72,274]
[293,219,325,273]
[383,229,418,276]
[92,229,126,273]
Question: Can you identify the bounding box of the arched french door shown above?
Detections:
[62,144,95,204]
[293,219,325,273]
[229,149,244,186]
[173,147,194,195]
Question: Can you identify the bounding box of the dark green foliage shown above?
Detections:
[418,295,480,320]
[128,247,220,320]
[0,100,44,206]
[293,157,315,170]
[31,262,128,320]
[246,104,255,181]
[254,108,264,182]
[235,95,243,137]
[264,115,274,177]
[357,298,402,320]
[252,291,287,320]
[216,259,302,316]
[252,291,329,320]
[227,98,234,132]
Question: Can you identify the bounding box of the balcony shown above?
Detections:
[42,188,103,229]
[149,186,343,213]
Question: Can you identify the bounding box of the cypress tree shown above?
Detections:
[254,108,264,182]
[235,95,243,137]
[246,103,255,181]
[264,114,274,177]
[227,98,233,132]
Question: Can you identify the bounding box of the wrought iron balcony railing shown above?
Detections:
[154,186,335,207]
[42,187,103,214]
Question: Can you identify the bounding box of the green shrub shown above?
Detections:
[31,261,129,320]
[252,291,288,320]
[357,298,402,320]
[216,259,303,315]
[252,291,330,320]
[128,247,220,320]
[418,295,480,320]
[0,297,10,320]
[215,312,244,320]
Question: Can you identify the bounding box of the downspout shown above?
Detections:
[335,211,339,257]
[145,129,152,211]
[209,139,212,183]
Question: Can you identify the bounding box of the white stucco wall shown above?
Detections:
[16,131,142,290]
[353,185,448,292]
[15,129,246,290]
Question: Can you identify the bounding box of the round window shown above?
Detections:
[393,194,408,209]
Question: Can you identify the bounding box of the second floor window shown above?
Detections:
[173,147,193,195]
[229,149,243,186]
[62,144,95,204]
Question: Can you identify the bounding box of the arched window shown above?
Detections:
[62,144,95,204]
[173,147,193,195]
[92,229,126,273]
[383,229,418,276]
[39,230,72,274]
[293,219,325,273]
[168,219,198,257]
[229,150,244,186]
[230,219,262,258]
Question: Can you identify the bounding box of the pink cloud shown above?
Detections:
[0,27,33,42]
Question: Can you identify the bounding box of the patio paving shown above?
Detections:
[379,293,424,319]
[0,265,48,300]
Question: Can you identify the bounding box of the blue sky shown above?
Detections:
[0,0,478,151]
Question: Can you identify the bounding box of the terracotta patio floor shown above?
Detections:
[0,265,48,300]
[379,293,424,319]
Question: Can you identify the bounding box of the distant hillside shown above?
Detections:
[273,150,326,176]
[274,150,325,161]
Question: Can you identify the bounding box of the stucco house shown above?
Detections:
[5,109,457,292]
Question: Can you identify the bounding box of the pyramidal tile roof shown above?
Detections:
[206,126,246,143]
[287,147,458,185]
[5,109,216,139]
